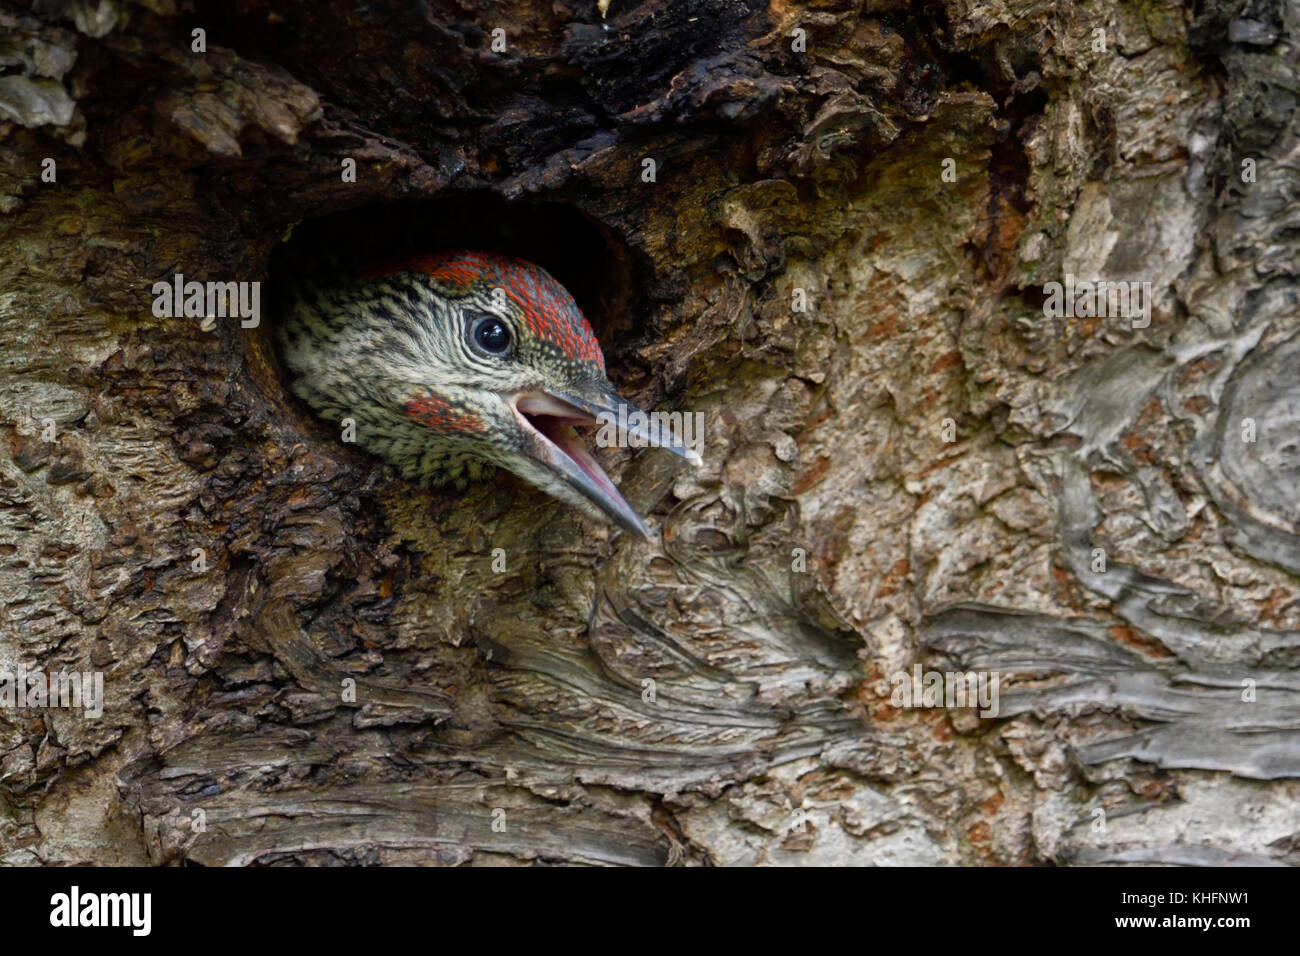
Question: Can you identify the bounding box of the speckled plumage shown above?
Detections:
[275,250,648,531]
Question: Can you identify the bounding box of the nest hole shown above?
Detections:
[244,193,653,465]
[266,193,642,352]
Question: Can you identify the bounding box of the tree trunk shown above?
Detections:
[1,0,1297,866]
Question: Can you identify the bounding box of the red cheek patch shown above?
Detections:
[404,392,485,434]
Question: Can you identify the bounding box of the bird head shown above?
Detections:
[276,250,699,539]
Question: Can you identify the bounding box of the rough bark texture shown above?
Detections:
[1,0,1297,865]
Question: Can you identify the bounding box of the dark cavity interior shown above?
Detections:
[267,194,644,356]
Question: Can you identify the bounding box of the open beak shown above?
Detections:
[509,384,701,540]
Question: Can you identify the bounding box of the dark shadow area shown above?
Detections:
[266,193,643,350]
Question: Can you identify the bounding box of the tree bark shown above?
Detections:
[1,0,1297,865]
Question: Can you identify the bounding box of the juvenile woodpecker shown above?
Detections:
[276,250,698,538]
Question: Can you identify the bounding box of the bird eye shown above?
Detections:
[472,316,512,354]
